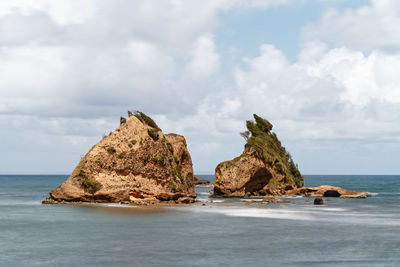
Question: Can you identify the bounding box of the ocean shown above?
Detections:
[0,175,399,267]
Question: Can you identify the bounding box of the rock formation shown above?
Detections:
[213,114,304,197]
[193,176,211,186]
[43,111,196,204]
[284,185,371,198]
[314,198,324,205]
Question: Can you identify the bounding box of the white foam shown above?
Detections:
[307,207,348,212]
[240,199,263,202]
[188,205,400,226]
[209,200,225,203]
[279,196,304,199]
[198,207,315,220]
[0,200,41,206]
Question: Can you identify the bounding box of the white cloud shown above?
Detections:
[0,0,295,173]
[234,43,400,140]
[185,33,220,78]
[162,41,400,145]
[2,0,399,174]
[303,0,400,52]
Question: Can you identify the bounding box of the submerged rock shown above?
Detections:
[314,198,324,205]
[284,185,371,199]
[213,114,304,197]
[43,111,196,204]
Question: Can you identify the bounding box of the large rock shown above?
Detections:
[44,111,196,203]
[213,114,304,197]
[284,185,371,198]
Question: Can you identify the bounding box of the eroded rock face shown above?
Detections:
[44,112,196,204]
[213,114,304,197]
[214,146,294,197]
[284,185,371,198]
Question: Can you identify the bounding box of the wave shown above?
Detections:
[0,200,41,206]
[200,207,314,220]
[188,205,400,226]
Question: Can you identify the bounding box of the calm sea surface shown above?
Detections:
[0,175,399,267]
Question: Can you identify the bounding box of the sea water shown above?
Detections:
[0,175,399,267]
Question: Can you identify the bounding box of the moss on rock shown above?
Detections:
[245,114,303,187]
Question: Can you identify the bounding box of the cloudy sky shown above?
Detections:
[1,0,399,175]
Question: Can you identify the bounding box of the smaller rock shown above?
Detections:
[156,192,182,201]
[193,176,211,186]
[42,197,59,204]
[176,197,195,204]
[314,198,324,205]
[262,196,277,203]
[129,196,159,205]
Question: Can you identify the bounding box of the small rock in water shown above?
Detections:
[314,198,324,205]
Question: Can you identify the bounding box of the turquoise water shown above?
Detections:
[1,175,400,266]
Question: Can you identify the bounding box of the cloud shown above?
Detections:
[161,41,400,144]
[303,0,400,53]
[185,33,220,79]
[0,0,296,173]
[1,0,399,174]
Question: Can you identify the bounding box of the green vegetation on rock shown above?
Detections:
[171,164,184,182]
[244,114,304,187]
[106,146,116,153]
[167,142,174,154]
[152,155,166,166]
[147,128,159,141]
[77,170,103,194]
[134,110,160,130]
[167,182,177,192]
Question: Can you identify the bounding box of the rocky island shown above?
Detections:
[213,114,370,199]
[43,111,196,205]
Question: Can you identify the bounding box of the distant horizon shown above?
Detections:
[1,173,399,176]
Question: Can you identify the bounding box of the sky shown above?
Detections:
[1,0,399,175]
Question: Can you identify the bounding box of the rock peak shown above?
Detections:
[213,114,304,197]
[44,111,196,204]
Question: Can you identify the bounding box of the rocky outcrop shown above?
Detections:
[284,185,371,199]
[314,198,324,205]
[43,111,196,204]
[193,176,211,186]
[213,114,304,197]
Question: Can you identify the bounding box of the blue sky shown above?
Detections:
[0,0,399,174]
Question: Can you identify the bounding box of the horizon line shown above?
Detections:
[0,173,399,176]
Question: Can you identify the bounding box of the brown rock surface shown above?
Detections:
[214,147,297,197]
[213,114,303,197]
[284,185,371,198]
[44,112,196,204]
